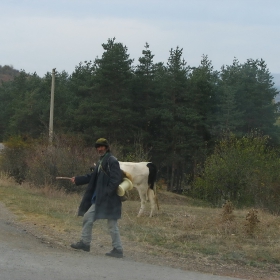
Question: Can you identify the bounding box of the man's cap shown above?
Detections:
[95,138,109,148]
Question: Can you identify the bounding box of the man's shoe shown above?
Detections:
[71,241,90,252]
[105,248,123,258]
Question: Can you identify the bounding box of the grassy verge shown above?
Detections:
[0,174,280,278]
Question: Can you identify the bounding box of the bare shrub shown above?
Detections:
[244,208,260,236]
[217,200,236,235]
[24,134,97,191]
[0,134,100,191]
[221,200,235,222]
[0,136,31,184]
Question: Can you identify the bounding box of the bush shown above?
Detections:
[0,133,153,197]
[0,136,31,183]
[0,134,98,192]
[191,132,280,212]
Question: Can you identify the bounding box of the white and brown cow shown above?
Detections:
[119,162,159,217]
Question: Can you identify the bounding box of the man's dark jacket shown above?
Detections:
[75,152,122,220]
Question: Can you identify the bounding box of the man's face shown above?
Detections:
[96,145,107,156]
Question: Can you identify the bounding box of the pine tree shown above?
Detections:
[132,43,157,147]
[151,47,191,191]
[91,38,134,143]
[218,58,280,142]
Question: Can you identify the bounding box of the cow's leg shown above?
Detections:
[147,188,156,217]
[137,188,147,217]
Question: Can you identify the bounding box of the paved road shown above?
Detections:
[0,203,243,280]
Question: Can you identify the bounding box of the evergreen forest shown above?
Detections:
[1,38,280,209]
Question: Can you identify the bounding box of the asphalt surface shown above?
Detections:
[0,203,243,280]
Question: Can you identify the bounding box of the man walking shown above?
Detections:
[70,138,124,258]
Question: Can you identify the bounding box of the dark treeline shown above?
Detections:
[0,38,279,192]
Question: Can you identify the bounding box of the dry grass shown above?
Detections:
[0,174,280,279]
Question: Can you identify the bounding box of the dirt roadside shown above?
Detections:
[0,201,279,280]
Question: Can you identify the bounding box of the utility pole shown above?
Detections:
[49,68,56,145]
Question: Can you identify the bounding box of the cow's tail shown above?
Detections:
[147,163,159,210]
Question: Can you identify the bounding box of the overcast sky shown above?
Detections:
[1,0,279,77]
